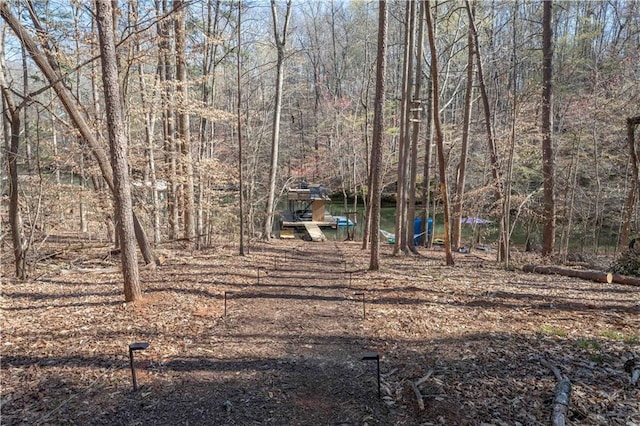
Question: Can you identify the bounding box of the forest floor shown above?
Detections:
[1,237,639,425]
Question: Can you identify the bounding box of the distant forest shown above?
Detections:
[2,1,640,281]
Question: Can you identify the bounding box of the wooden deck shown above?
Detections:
[303,222,326,242]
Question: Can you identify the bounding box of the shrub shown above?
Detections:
[609,250,640,277]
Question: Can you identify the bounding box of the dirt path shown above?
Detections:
[1,239,639,425]
[154,241,388,425]
[95,241,390,425]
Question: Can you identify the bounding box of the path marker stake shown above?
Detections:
[129,342,149,392]
[362,352,380,397]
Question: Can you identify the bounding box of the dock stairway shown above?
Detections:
[303,222,326,242]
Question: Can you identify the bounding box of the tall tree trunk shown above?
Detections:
[407,0,425,254]
[369,0,388,271]
[157,0,179,240]
[452,3,475,251]
[264,0,292,240]
[541,0,555,257]
[394,0,415,255]
[426,0,454,266]
[1,63,27,279]
[503,0,519,269]
[174,0,195,241]
[621,116,640,249]
[0,2,157,267]
[422,73,433,247]
[237,0,245,255]
[465,0,506,260]
[96,0,141,302]
[136,49,161,244]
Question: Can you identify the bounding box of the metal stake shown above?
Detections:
[362,352,380,397]
[129,342,149,391]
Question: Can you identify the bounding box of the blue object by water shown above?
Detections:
[413,217,433,244]
[334,216,355,227]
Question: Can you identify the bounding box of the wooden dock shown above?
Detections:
[303,222,326,242]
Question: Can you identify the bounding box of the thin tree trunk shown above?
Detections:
[407,0,425,254]
[20,30,31,174]
[238,0,245,255]
[96,0,141,302]
[369,0,388,271]
[422,73,433,247]
[407,0,425,253]
[137,53,161,244]
[621,116,640,249]
[174,0,195,241]
[157,0,179,240]
[452,3,475,251]
[504,0,519,269]
[1,65,27,279]
[426,0,454,266]
[465,0,506,260]
[264,0,292,240]
[541,0,555,257]
[394,0,414,255]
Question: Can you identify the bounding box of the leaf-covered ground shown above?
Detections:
[1,238,639,425]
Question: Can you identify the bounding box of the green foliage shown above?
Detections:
[600,330,639,344]
[609,250,640,277]
[538,325,567,337]
[577,339,600,350]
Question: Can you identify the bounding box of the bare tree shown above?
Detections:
[264,0,292,240]
[407,0,426,254]
[95,0,141,302]
[174,0,195,241]
[393,0,415,255]
[426,0,454,266]
[369,0,388,271]
[452,2,475,251]
[541,0,555,257]
[238,0,245,255]
[621,116,640,249]
[0,43,27,278]
[465,0,507,260]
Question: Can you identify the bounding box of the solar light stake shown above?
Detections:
[274,257,278,270]
[128,342,149,391]
[362,352,380,397]
[224,291,228,317]
[354,292,365,319]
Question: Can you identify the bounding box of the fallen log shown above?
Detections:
[610,273,640,287]
[523,264,612,283]
[540,358,571,426]
[524,264,640,287]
